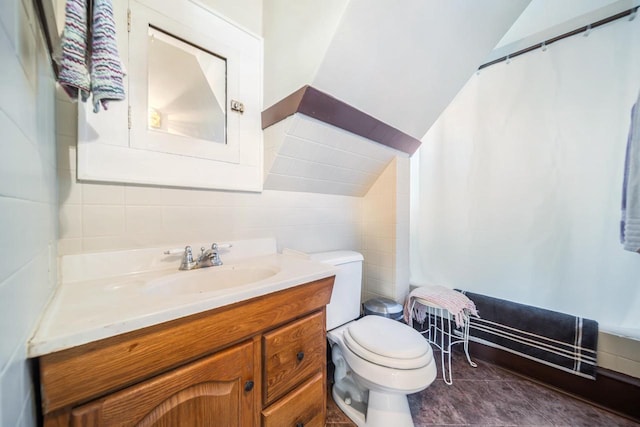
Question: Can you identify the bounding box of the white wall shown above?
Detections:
[0,0,58,424]
[53,0,263,36]
[312,0,531,139]
[411,5,640,374]
[58,103,362,255]
[496,0,622,47]
[263,0,530,139]
[262,0,349,107]
[56,0,363,258]
[197,0,262,35]
[362,157,411,304]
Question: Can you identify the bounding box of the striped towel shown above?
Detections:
[90,0,126,112]
[404,286,478,328]
[460,290,598,379]
[57,0,91,100]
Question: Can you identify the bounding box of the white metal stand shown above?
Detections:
[409,297,477,385]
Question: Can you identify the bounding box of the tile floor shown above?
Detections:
[326,350,640,426]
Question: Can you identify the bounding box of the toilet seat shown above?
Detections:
[343,316,432,370]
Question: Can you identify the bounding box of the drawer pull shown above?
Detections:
[296,351,305,362]
[244,380,254,392]
[296,423,304,427]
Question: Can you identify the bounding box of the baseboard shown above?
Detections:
[468,341,640,423]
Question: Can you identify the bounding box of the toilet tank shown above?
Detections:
[309,250,364,330]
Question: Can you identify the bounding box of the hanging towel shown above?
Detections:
[90,0,126,112]
[621,90,640,253]
[57,0,91,100]
[404,285,478,328]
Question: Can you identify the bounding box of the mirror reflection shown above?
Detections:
[147,27,227,144]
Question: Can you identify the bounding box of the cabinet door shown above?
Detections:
[70,341,255,427]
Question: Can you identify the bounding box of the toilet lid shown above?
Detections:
[344,316,432,369]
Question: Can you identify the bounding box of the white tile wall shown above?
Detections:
[57,97,364,259]
[263,114,401,196]
[394,156,411,300]
[360,155,411,305]
[82,205,126,237]
[362,157,397,303]
[0,0,58,425]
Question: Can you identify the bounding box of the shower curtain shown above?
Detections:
[410,14,640,336]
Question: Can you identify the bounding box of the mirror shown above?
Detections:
[147,27,227,144]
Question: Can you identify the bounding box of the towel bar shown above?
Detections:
[410,297,477,385]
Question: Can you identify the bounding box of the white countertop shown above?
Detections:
[28,245,335,358]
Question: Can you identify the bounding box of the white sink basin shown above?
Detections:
[29,241,337,358]
[145,265,281,296]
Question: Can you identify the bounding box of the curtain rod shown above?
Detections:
[478,6,639,70]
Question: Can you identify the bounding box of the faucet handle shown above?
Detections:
[212,243,232,250]
[164,247,186,255]
[184,246,194,261]
[179,246,197,270]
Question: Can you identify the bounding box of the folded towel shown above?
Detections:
[622,90,640,253]
[404,285,478,328]
[57,0,91,100]
[90,0,126,112]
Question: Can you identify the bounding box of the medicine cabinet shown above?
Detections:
[76,0,263,191]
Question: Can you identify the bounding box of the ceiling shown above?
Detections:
[262,0,531,196]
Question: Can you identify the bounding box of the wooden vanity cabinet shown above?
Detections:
[71,341,255,426]
[37,277,333,427]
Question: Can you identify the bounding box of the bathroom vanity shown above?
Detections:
[29,240,335,426]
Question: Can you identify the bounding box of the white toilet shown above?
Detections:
[311,251,437,427]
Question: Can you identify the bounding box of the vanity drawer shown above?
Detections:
[263,311,325,405]
[261,372,324,427]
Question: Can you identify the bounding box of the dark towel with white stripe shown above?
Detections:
[459,290,598,379]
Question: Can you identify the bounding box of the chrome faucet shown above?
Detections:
[198,243,224,268]
[165,243,231,270]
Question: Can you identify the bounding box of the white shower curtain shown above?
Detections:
[410,15,640,336]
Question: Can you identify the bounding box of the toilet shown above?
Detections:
[310,251,436,427]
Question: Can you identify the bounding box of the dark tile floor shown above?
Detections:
[326,350,639,426]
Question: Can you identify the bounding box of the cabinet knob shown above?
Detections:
[296,351,305,362]
[296,423,304,427]
[244,380,254,392]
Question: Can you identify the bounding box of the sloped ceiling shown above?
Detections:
[310,0,532,139]
[262,0,532,195]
